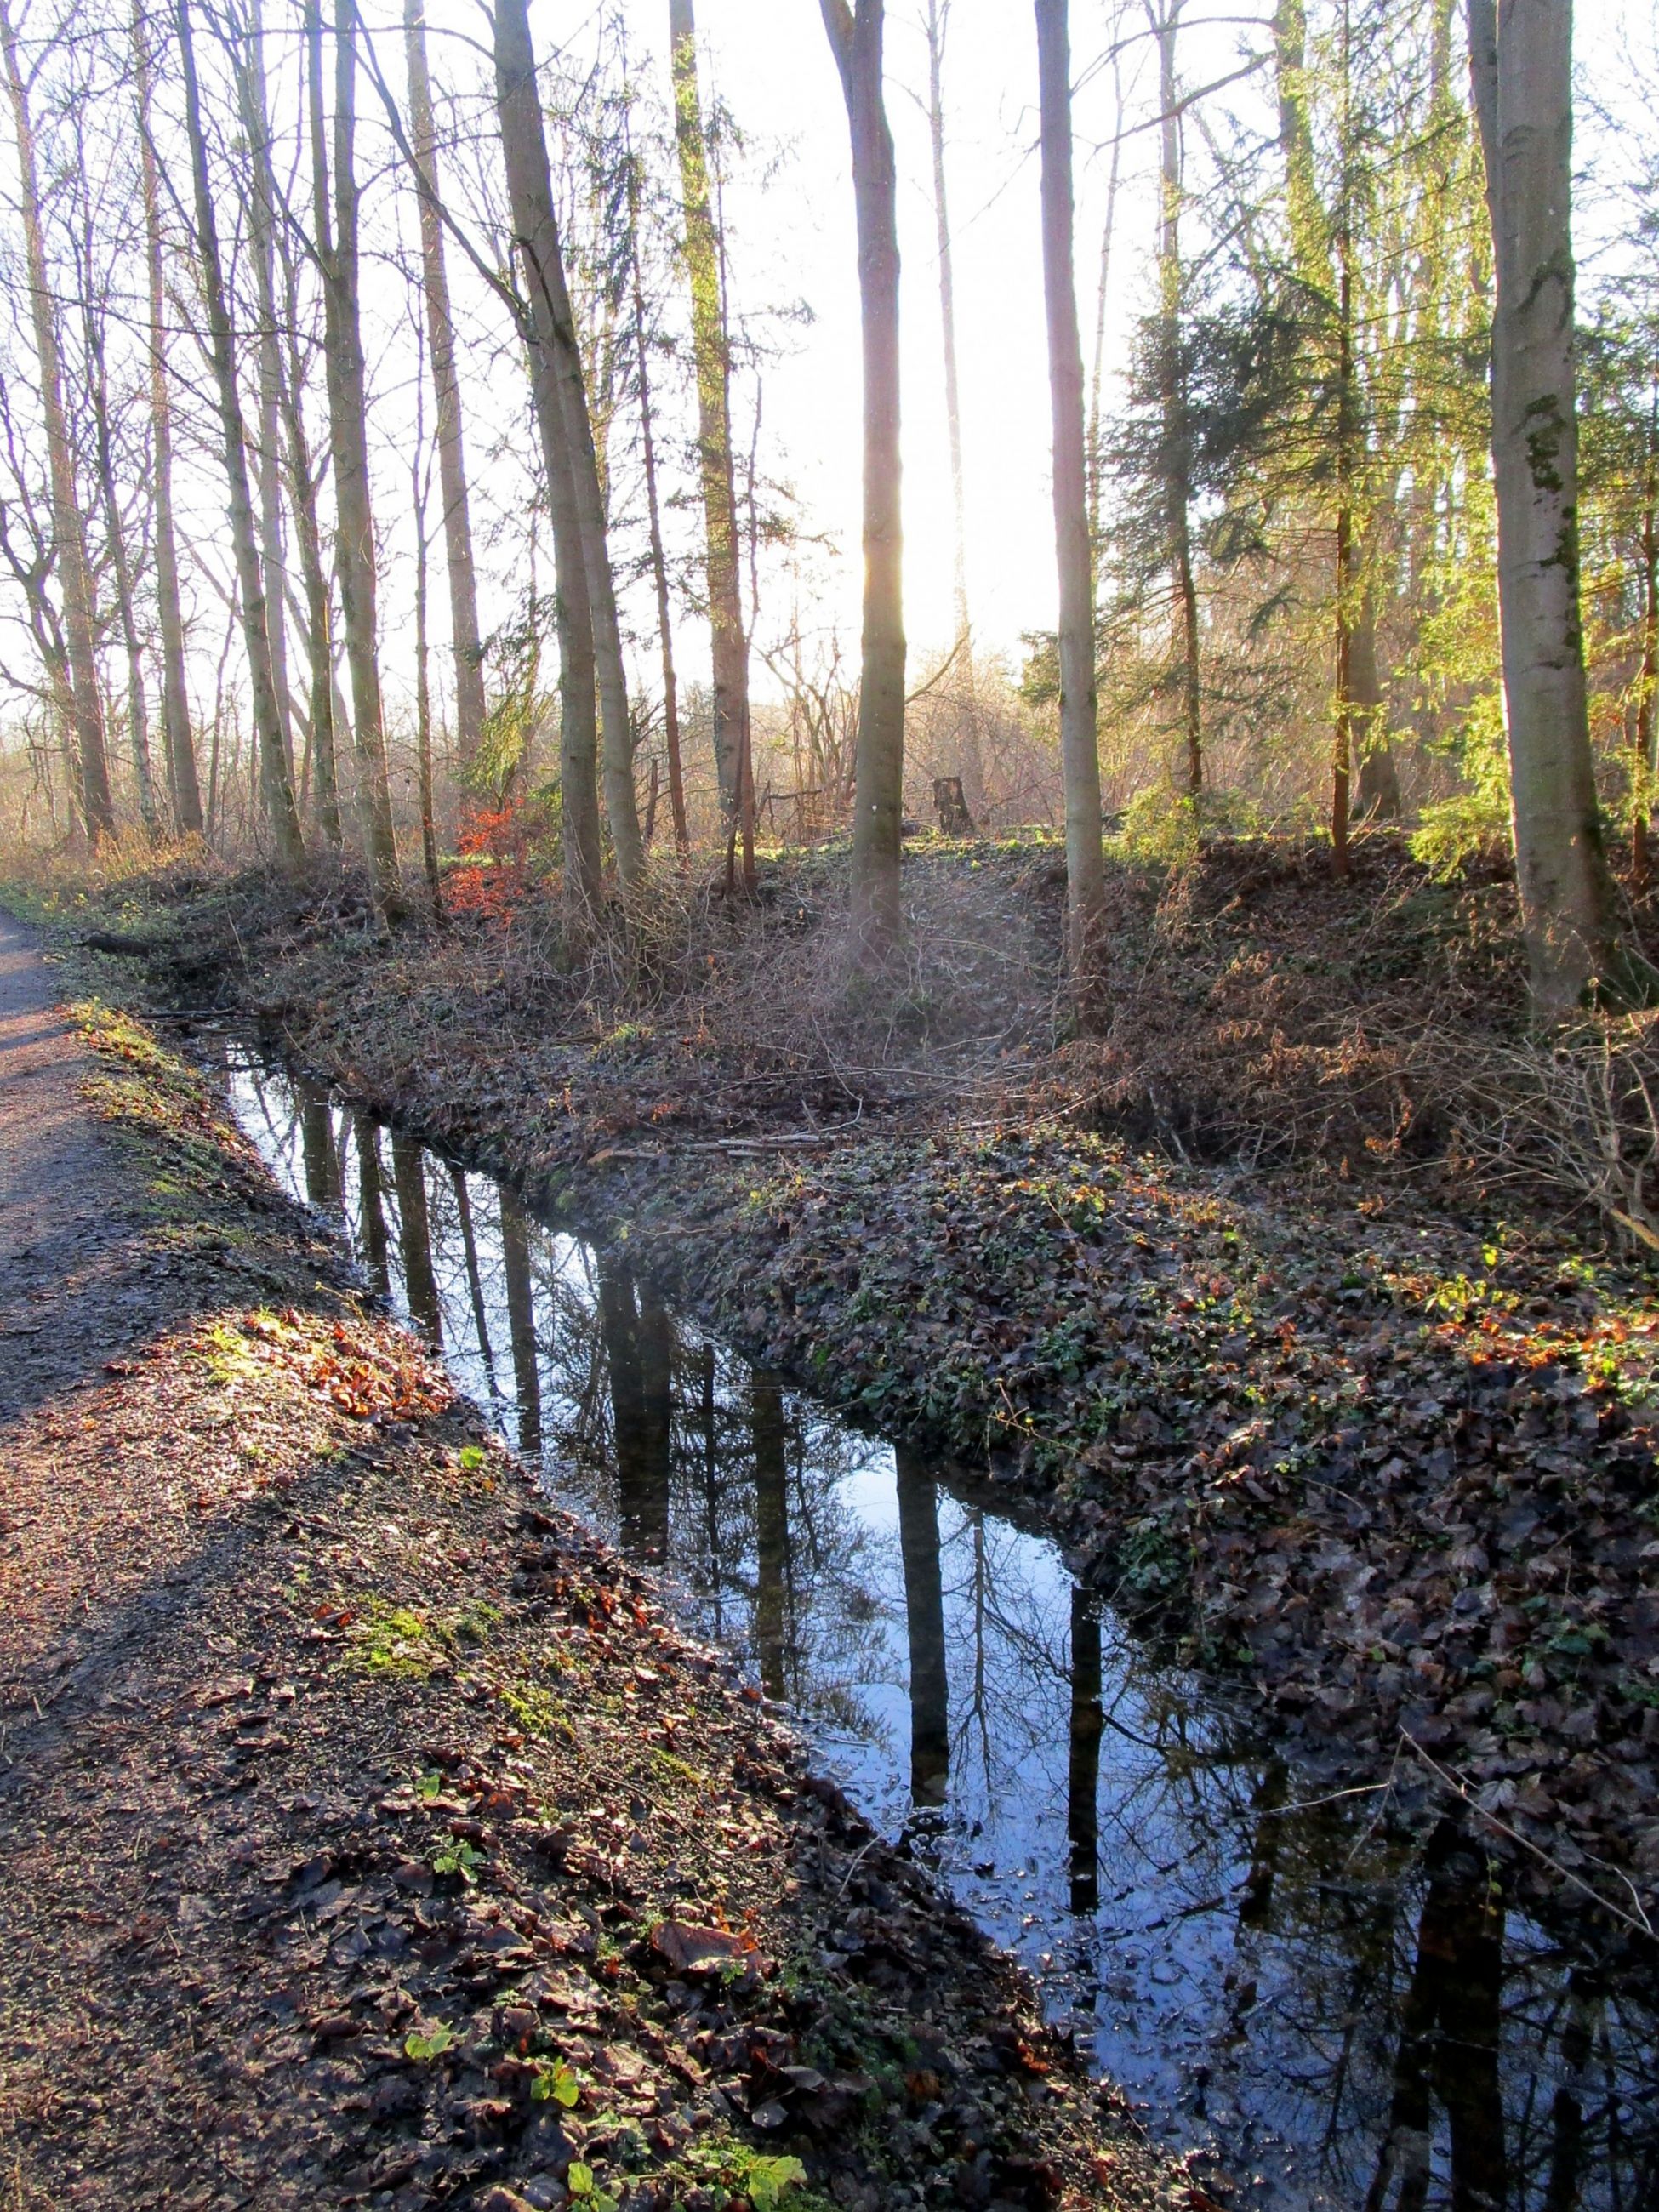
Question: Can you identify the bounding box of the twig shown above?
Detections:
[1400,1730,1655,1939]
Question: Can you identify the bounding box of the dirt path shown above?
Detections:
[0,931,1166,2212]
[0,908,140,1423]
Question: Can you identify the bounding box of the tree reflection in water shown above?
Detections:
[227,1058,1659,2212]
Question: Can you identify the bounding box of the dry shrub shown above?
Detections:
[1443,1015,1659,1250]
[1042,834,1529,1168]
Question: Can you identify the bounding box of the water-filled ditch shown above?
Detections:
[220,1041,1659,2212]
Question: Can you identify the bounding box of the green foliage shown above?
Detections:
[1113,785,1202,866]
[430,1840,485,1884]
[403,2023,456,2062]
[529,2057,582,2107]
[1411,693,1512,879]
[564,2160,618,2209]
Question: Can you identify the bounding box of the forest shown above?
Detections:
[4,3,1659,2211]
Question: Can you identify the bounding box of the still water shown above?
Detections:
[224,1047,1659,2212]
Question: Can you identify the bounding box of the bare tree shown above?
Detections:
[1036,0,1106,1011]
[491,0,605,919]
[1469,0,1655,1011]
[176,0,304,867]
[270,168,343,847]
[495,0,643,895]
[71,130,159,836]
[819,0,905,959]
[668,0,753,880]
[624,123,688,852]
[1149,0,1202,801]
[403,0,487,773]
[0,0,115,844]
[921,0,985,825]
[133,3,202,836]
[313,0,402,909]
[235,0,296,790]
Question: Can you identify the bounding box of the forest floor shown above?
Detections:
[0,908,1179,2212]
[11,833,1659,1941]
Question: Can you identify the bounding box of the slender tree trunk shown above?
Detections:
[499,0,644,893]
[239,0,295,788]
[0,0,115,845]
[626,163,689,855]
[670,0,754,874]
[313,0,401,910]
[78,208,158,835]
[403,0,487,773]
[1633,419,1656,897]
[1469,0,1652,1012]
[1036,0,1107,1016]
[176,0,304,868]
[275,214,342,847]
[922,0,986,827]
[1150,0,1201,800]
[1330,1,1356,876]
[820,0,906,960]
[1333,252,1354,876]
[490,0,604,922]
[1086,41,1124,554]
[133,5,202,837]
[413,442,442,910]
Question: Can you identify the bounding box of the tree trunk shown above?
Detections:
[1036,0,1107,1016]
[403,0,487,774]
[626,146,689,853]
[1086,42,1124,555]
[922,0,986,827]
[493,0,642,897]
[670,0,754,871]
[133,4,202,837]
[1150,0,1201,799]
[77,183,158,837]
[820,0,906,960]
[317,0,402,913]
[1333,251,1354,877]
[0,0,115,846]
[490,0,604,922]
[275,206,342,848]
[239,0,296,790]
[1633,416,1656,897]
[1469,0,1652,1012]
[413,444,442,910]
[176,0,305,869]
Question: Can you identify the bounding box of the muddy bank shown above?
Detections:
[27,869,1659,1920]
[0,920,1173,2212]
